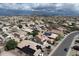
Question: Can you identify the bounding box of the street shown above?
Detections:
[50,31,79,56]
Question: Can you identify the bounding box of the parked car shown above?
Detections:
[75,40,79,43]
[72,46,79,51]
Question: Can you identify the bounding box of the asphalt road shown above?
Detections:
[51,31,79,56]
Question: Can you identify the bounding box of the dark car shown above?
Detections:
[64,48,68,52]
[75,40,79,43]
[72,46,79,51]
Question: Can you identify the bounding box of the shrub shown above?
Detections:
[55,35,63,41]
[27,30,39,37]
[18,25,22,28]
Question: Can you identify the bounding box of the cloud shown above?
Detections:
[0,3,33,10]
[0,3,79,16]
[0,3,78,11]
[31,3,79,16]
[0,3,64,11]
[33,3,79,12]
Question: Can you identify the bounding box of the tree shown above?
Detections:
[46,46,51,49]
[5,39,18,51]
[27,32,32,35]
[55,35,63,41]
[69,23,79,31]
[71,23,75,26]
[27,30,39,37]
[18,25,22,28]
[18,20,23,23]
[32,30,39,37]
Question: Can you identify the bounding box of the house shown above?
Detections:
[44,32,58,39]
[2,27,10,33]
[27,21,35,27]
[62,23,69,27]
[17,46,35,56]
[36,32,56,44]
[57,27,67,32]
[10,26,20,32]
[48,33,58,39]
[47,38,55,44]
[44,32,52,36]
[5,34,20,43]
[36,33,49,42]
[22,26,33,32]
[17,40,42,56]
[13,33,20,37]
[11,29,26,40]
[76,21,79,25]
[50,29,63,35]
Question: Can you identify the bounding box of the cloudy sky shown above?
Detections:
[0,3,78,10]
[0,3,79,16]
